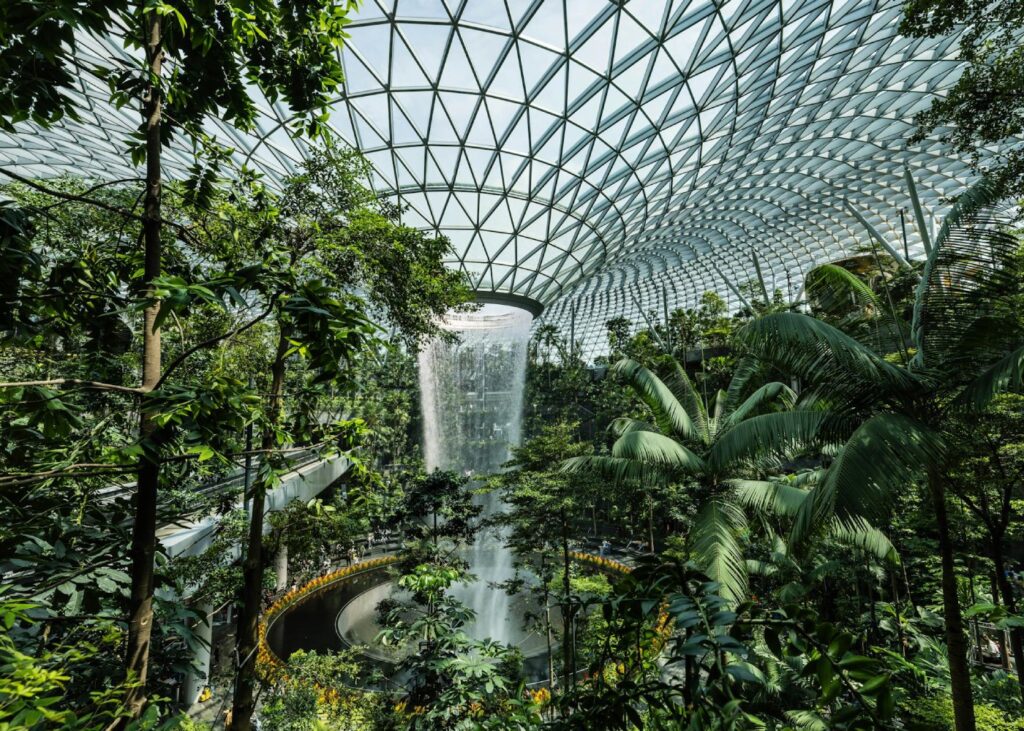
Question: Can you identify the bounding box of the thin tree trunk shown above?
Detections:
[992,540,1024,701]
[231,332,289,730]
[991,575,1010,670]
[930,472,976,731]
[561,524,574,696]
[123,10,163,721]
[891,570,907,659]
[647,494,654,552]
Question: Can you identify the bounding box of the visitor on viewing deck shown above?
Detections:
[599,540,611,557]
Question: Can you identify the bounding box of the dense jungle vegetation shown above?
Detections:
[1,0,1024,730]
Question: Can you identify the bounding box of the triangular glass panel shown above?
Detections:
[390,104,420,144]
[565,0,603,44]
[460,28,508,86]
[400,23,451,83]
[342,52,382,94]
[428,102,460,143]
[438,90,478,138]
[389,34,430,88]
[459,2,511,32]
[489,49,525,101]
[613,12,651,65]
[574,14,614,73]
[532,62,567,111]
[485,97,520,138]
[522,1,566,47]
[518,43,561,93]
[440,35,478,90]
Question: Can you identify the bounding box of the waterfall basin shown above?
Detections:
[267,560,562,688]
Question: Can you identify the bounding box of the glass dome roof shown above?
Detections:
[0,0,993,354]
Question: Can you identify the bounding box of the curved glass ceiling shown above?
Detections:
[0,0,995,354]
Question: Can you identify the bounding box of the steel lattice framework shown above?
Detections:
[0,0,990,355]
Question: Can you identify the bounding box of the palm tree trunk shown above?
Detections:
[123,11,163,720]
[930,471,976,731]
[231,332,289,730]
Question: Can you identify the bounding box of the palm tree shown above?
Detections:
[735,469,900,609]
[563,355,827,602]
[735,176,1022,731]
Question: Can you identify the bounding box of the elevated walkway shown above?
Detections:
[158,455,350,560]
[159,454,350,709]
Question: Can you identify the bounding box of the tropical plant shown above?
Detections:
[1,4,362,718]
[735,176,1024,731]
[376,473,532,730]
[900,0,1024,198]
[259,649,381,731]
[556,557,895,730]
[563,354,823,602]
[492,421,600,692]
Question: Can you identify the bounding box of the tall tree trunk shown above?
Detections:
[930,472,976,731]
[538,554,554,692]
[231,332,289,730]
[992,540,1024,701]
[561,524,574,696]
[123,10,163,720]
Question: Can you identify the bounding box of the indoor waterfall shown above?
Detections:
[417,303,532,646]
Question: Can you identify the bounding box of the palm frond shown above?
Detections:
[710,388,729,427]
[802,264,909,358]
[610,431,705,473]
[609,417,660,437]
[722,354,772,415]
[657,357,709,441]
[911,174,1023,374]
[792,413,944,546]
[746,559,778,577]
[736,312,918,397]
[959,342,1024,411]
[804,263,882,314]
[692,499,748,603]
[829,516,900,564]
[731,478,809,518]
[611,358,697,441]
[786,469,825,488]
[722,381,797,430]
[561,455,675,487]
[709,410,830,473]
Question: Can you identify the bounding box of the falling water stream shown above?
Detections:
[417,303,532,645]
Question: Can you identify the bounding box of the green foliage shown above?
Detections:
[898,695,1024,731]
[0,130,470,718]
[564,354,804,601]
[0,590,181,731]
[493,421,600,691]
[0,0,358,145]
[376,487,532,730]
[391,470,480,575]
[558,558,893,730]
[737,175,1024,729]
[260,650,381,731]
[900,0,1024,197]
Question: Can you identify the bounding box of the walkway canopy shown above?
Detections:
[0,0,985,354]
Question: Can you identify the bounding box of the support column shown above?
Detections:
[183,602,214,707]
[275,544,288,592]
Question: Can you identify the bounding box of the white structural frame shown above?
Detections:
[0,0,1000,356]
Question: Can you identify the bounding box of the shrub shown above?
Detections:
[898,694,1024,731]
